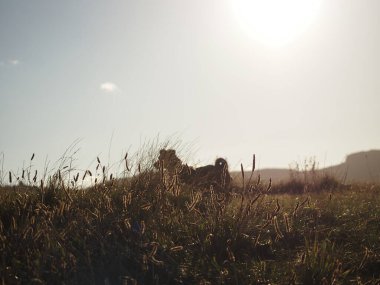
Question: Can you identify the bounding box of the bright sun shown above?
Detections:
[233,0,321,47]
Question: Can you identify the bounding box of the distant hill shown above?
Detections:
[323,150,380,183]
[231,150,380,184]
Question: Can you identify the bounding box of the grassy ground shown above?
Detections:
[0,156,379,284]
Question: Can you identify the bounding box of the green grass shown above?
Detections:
[0,152,379,284]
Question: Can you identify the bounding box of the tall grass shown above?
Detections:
[0,147,379,284]
[270,158,342,194]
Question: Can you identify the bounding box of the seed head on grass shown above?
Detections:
[33,170,37,183]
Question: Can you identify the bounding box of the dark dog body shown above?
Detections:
[180,158,231,189]
[154,149,231,190]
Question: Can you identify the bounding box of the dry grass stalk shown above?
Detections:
[300,196,309,208]
[226,239,235,262]
[246,154,256,188]
[274,198,281,215]
[169,246,183,252]
[140,220,145,235]
[124,152,130,171]
[11,217,17,232]
[273,216,283,239]
[253,233,261,247]
[33,170,37,183]
[226,246,235,262]
[283,213,291,233]
[241,163,245,191]
[293,201,300,217]
[265,178,272,193]
[82,170,88,181]
[358,247,369,270]
[74,172,79,183]
[260,219,271,230]
[186,191,201,212]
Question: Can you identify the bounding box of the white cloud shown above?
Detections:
[9,59,20,65]
[100,82,120,93]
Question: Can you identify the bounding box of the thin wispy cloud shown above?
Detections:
[0,59,21,67]
[100,82,120,93]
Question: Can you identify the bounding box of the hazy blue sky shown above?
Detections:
[1,0,379,175]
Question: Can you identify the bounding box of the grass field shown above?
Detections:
[0,151,379,284]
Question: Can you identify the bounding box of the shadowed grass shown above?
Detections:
[0,149,379,284]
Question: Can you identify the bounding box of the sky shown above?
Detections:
[1,0,379,177]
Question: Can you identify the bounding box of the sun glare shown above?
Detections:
[233,0,321,47]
